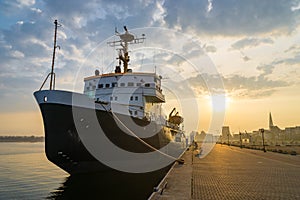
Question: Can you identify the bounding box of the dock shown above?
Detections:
[150,144,300,200]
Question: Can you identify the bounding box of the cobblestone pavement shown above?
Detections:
[192,144,300,200]
[150,144,300,200]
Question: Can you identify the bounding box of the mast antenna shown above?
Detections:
[107,26,145,73]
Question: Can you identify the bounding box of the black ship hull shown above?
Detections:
[34,90,186,178]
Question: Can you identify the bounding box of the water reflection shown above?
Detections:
[47,169,168,200]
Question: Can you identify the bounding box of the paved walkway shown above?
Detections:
[150,144,300,200]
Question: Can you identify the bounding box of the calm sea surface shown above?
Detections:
[0,142,67,200]
[0,142,157,200]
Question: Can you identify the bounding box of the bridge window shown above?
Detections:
[105,83,110,88]
[112,82,117,87]
[128,82,134,87]
[145,83,150,87]
[98,84,103,88]
[114,96,118,101]
[136,83,141,87]
[120,83,125,87]
[135,96,138,101]
[130,96,133,101]
[134,111,137,115]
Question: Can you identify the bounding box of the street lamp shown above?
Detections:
[260,128,266,152]
[239,132,242,148]
[227,133,230,146]
[220,135,223,145]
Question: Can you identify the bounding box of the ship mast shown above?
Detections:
[107,26,145,73]
[39,20,61,91]
[49,20,60,90]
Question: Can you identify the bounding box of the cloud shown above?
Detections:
[237,51,251,62]
[0,0,299,116]
[206,0,213,13]
[272,45,300,66]
[273,55,300,66]
[17,0,35,7]
[225,64,290,97]
[284,44,300,53]
[10,50,25,58]
[187,64,290,98]
[291,2,300,11]
[231,37,274,50]
[203,44,217,53]
[30,7,42,14]
[164,0,300,36]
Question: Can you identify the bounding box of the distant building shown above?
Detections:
[269,112,281,133]
[248,112,300,146]
[222,126,230,137]
[194,131,206,143]
[262,112,300,145]
[193,131,218,143]
[220,126,232,144]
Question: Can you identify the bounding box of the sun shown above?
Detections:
[210,94,231,112]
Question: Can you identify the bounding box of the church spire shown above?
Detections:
[269,112,274,129]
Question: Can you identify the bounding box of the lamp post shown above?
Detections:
[239,132,242,148]
[260,128,266,152]
[220,135,223,146]
[227,133,230,146]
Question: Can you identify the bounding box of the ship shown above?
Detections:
[34,20,186,186]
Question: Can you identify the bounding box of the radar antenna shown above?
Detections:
[107,26,145,73]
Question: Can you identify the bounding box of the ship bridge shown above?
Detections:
[84,72,165,103]
[83,71,165,120]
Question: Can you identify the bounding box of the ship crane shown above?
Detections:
[168,108,183,125]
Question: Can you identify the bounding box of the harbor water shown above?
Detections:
[0,142,156,199]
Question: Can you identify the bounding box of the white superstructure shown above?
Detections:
[83,72,165,122]
[82,27,167,123]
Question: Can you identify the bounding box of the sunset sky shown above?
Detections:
[0,0,300,136]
